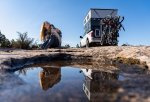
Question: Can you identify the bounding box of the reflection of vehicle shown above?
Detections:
[80,8,124,47]
[81,69,118,101]
[39,66,61,91]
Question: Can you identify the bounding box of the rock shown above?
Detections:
[0,46,150,70]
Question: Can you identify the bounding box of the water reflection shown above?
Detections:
[1,60,150,102]
[0,72,25,90]
[81,69,119,102]
[14,63,120,102]
[39,66,61,90]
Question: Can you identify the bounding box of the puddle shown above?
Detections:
[0,61,150,102]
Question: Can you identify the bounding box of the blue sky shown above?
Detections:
[0,0,150,46]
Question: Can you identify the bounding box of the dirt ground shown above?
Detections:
[0,46,150,70]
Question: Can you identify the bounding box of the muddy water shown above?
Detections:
[0,61,150,102]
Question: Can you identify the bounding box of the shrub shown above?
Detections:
[11,32,34,49]
[64,44,70,48]
[0,31,11,48]
[122,43,131,46]
[76,44,79,48]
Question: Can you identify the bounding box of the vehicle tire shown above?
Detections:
[86,39,90,48]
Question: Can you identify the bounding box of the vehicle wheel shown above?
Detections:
[86,39,90,48]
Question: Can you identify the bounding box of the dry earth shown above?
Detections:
[0,46,150,70]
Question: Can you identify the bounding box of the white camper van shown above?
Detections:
[80,8,120,47]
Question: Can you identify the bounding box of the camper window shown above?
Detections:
[95,29,100,37]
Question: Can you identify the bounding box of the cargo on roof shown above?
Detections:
[84,8,118,25]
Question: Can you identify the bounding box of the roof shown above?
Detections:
[84,8,118,20]
[90,8,118,11]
